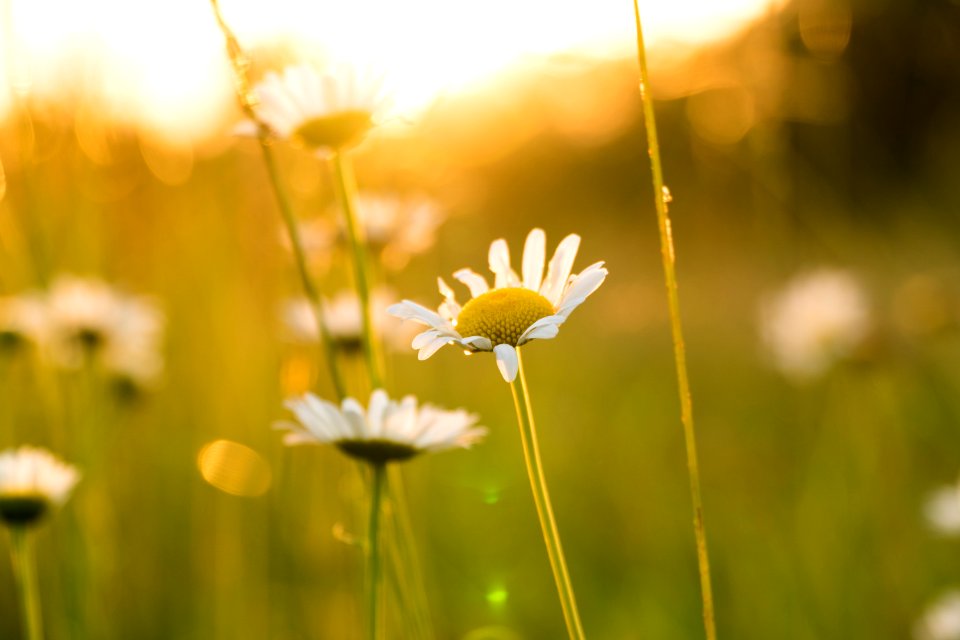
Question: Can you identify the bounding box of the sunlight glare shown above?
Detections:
[0,0,784,137]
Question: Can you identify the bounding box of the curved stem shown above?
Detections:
[630,3,717,639]
[367,463,386,640]
[10,527,43,640]
[330,153,383,391]
[208,0,346,400]
[510,350,585,640]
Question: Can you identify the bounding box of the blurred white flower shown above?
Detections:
[290,194,445,271]
[0,446,79,527]
[0,294,47,350]
[245,63,391,155]
[389,228,607,383]
[275,389,486,464]
[760,269,870,380]
[916,590,960,640]
[45,275,165,387]
[925,485,960,536]
[354,194,445,269]
[282,289,411,352]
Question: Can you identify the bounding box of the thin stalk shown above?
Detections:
[208,0,346,400]
[329,152,383,390]
[9,527,43,640]
[630,3,717,639]
[367,462,386,640]
[386,467,434,640]
[510,349,585,640]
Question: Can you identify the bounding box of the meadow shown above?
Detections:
[1,0,960,638]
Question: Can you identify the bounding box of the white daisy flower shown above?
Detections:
[275,389,486,465]
[247,63,391,154]
[0,446,80,527]
[354,194,445,270]
[760,269,870,380]
[925,485,960,537]
[45,275,165,386]
[916,590,960,640]
[282,289,412,353]
[0,294,48,351]
[288,194,444,272]
[387,228,608,383]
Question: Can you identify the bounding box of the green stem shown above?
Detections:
[330,152,383,390]
[367,462,386,640]
[10,527,43,640]
[386,468,434,640]
[510,350,585,640]
[208,0,346,400]
[630,3,717,639]
[259,143,346,400]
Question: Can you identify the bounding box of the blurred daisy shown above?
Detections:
[916,590,960,640]
[282,289,411,353]
[924,485,960,536]
[388,228,608,382]
[0,446,79,527]
[0,294,47,352]
[45,275,165,386]
[247,63,391,155]
[291,194,444,272]
[275,389,486,464]
[354,194,445,270]
[760,269,870,380]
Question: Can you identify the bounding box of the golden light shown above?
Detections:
[0,0,785,138]
[198,439,272,497]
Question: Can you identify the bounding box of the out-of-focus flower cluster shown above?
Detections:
[0,275,165,392]
[292,193,445,272]
[281,288,414,353]
[759,269,871,381]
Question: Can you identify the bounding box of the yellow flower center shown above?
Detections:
[455,288,554,347]
[293,110,374,150]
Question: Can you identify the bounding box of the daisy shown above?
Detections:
[0,294,47,352]
[759,268,870,380]
[916,590,960,640]
[387,228,608,382]
[282,289,410,353]
[44,275,165,384]
[924,485,960,537]
[275,389,486,465]
[247,63,391,154]
[0,446,80,527]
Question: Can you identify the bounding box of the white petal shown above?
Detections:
[522,228,546,292]
[412,329,442,350]
[518,315,563,344]
[437,277,457,301]
[387,300,447,329]
[461,335,493,351]
[366,390,390,437]
[418,335,452,360]
[493,344,519,383]
[453,269,490,299]
[556,263,608,318]
[488,239,518,289]
[540,234,581,306]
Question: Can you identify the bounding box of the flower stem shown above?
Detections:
[9,527,43,640]
[630,3,717,639]
[208,0,346,400]
[367,462,387,640]
[330,152,383,391]
[510,349,585,640]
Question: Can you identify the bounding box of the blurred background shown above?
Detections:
[2,0,960,638]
